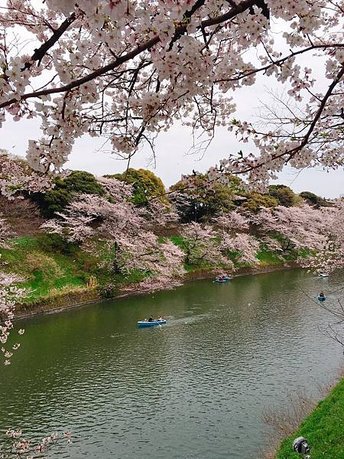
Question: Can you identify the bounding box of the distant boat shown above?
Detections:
[318,295,326,302]
[318,273,329,278]
[214,275,232,283]
[137,319,167,328]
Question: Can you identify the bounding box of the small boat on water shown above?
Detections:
[214,274,231,283]
[137,318,167,328]
[318,295,326,302]
[318,273,329,278]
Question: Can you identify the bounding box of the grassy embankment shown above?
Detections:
[0,232,306,315]
[0,235,99,313]
[0,234,141,313]
[275,377,344,458]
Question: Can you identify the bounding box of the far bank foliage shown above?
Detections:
[0,162,340,306]
[107,168,167,206]
[30,171,105,217]
[170,173,244,222]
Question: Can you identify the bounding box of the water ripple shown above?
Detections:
[0,270,343,458]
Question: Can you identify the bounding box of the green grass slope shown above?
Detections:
[276,378,344,459]
[0,234,102,304]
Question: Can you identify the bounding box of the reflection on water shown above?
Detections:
[0,269,343,458]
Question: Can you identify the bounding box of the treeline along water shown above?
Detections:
[0,269,343,458]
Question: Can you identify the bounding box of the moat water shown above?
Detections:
[1,269,343,458]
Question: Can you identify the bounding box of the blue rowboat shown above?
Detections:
[318,296,326,302]
[214,275,231,283]
[137,319,167,328]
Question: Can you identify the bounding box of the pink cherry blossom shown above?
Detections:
[42,178,185,290]
[0,1,343,186]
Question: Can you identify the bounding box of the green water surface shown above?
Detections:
[1,269,343,458]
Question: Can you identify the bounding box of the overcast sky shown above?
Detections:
[2,112,343,198]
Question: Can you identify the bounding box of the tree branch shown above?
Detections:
[234,64,344,175]
[22,13,76,70]
[1,0,260,109]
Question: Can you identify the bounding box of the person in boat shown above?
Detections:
[217,274,229,280]
[148,317,154,322]
[319,291,326,300]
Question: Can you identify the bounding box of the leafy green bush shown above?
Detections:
[244,192,278,212]
[299,191,330,207]
[30,170,104,217]
[268,184,300,207]
[106,168,166,206]
[169,173,240,222]
[99,283,117,298]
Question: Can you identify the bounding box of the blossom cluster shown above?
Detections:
[0,150,53,198]
[0,260,25,366]
[42,176,186,290]
[3,429,70,457]
[1,1,344,184]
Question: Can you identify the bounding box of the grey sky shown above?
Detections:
[2,114,343,198]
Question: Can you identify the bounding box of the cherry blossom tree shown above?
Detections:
[213,212,259,265]
[305,200,344,274]
[123,238,185,293]
[43,177,185,290]
[250,204,330,253]
[215,211,249,233]
[139,198,179,231]
[181,221,233,268]
[0,151,52,198]
[245,201,344,274]
[205,203,344,272]
[1,1,344,187]
[0,216,24,366]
